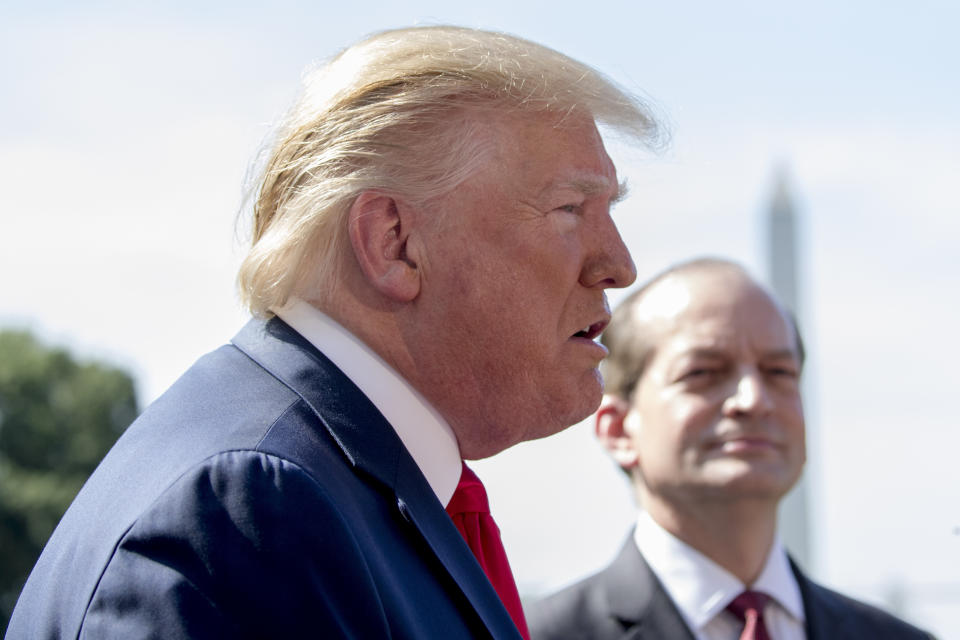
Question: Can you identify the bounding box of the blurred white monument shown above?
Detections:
[766,168,811,572]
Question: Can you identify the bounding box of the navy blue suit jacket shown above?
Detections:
[527,536,935,640]
[8,317,523,639]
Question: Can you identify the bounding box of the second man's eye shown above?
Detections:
[678,367,721,384]
[765,366,799,380]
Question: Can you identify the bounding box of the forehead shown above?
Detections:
[491,112,619,198]
[643,270,797,358]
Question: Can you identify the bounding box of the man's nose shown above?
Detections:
[579,214,637,289]
[723,370,773,416]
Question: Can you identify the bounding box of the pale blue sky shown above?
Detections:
[2,1,958,634]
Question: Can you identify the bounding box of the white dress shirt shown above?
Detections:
[634,511,806,640]
[273,298,463,506]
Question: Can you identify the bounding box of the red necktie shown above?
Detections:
[445,462,530,640]
[727,591,772,640]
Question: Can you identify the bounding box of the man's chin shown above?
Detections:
[556,391,603,433]
[463,383,601,456]
[706,473,797,501]
[571,371,604,416]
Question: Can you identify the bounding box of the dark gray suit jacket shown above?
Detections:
[527,536,934,640]
[8,317,521,639]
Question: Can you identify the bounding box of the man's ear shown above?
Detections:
[347,191,421,302]
[595,394,640,470]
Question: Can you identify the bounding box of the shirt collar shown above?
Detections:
[753,535,805,622]
[273,298,463,506]
[634,511,805,631]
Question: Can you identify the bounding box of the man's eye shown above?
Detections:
[766,367,798,378]
[556,204,581,214]
[682,368,716,380]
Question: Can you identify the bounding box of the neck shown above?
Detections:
[315,270,413,368]
[641,488,779,585]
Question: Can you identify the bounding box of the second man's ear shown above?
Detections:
[347,191,421,302]
[595,395,640,470]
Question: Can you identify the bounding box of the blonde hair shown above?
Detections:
[238,25,664,315]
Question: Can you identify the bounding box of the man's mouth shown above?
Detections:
[572,320,608,340]
[710,435,780,455]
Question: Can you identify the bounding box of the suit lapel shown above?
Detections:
[604,537,697,640]
[232,317,521,639]
[393,453,522,639]
[791,559,846,640]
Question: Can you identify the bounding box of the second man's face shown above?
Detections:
[625,269,806,506]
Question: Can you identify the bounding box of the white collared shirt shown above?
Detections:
[273,298,463,506]
[634,511,806,640]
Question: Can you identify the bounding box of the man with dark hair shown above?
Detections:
[8,26,661,639]
[528,258,933,640]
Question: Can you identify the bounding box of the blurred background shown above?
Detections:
[1,0,957,635]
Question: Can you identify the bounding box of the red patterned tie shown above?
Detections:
[445,462,530,640]
[727,591,772,640]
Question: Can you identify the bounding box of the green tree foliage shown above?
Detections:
[0,329,138,630]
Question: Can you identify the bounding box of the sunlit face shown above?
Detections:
[625,268,806,506]
[410,112,636,459]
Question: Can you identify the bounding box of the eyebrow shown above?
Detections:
[545,177,629,204]
[683,347,799,361]
[762,349,800,361]
[679,348,727,361]
[612,180,629,205]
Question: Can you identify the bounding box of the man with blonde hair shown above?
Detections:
[527,258,933,639]
[9,26,660,638]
